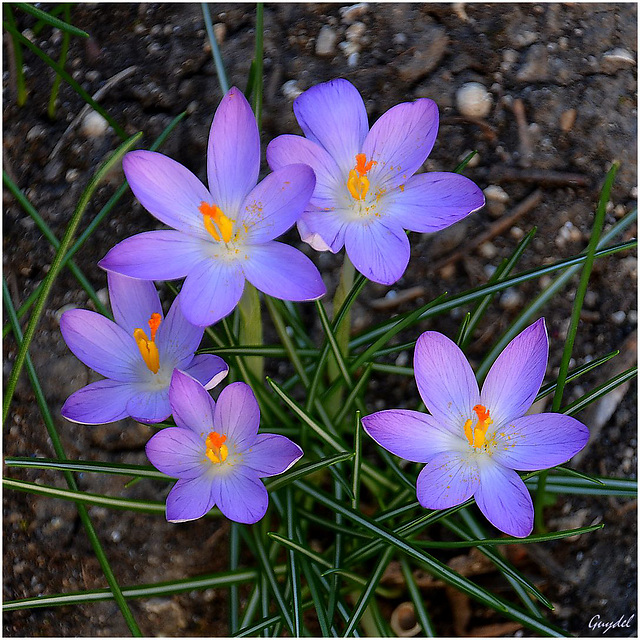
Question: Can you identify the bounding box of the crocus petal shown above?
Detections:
[266,135,344,209]
[362,98,439,190]
[413,332,481,433]
[126,387,171,424]
[362,410,464,463]
[383,172,485,233]
[242,434,304,477]
[293,79,369,175]
[155,295,204,369]
[481,319,548,426]
[107,272,163,336]
[491,413,589,471]
[146,427,207,480]
[122,150,211,238]
[242,242,326,301]
[60,309,140,382]
[297,207,347,253]
[238,164,316,243]
[475,462,533,537]
[344,218,410,285]
[214,382,260,452]
[169,370,216,435]
[179,258,245,327]
[99,231,208,281]
[181,354,229,390]
[166,475,216,523]
[416,451,480,509]
[211,467,268,524]
[61,379,136,425]
[207,87,260,214]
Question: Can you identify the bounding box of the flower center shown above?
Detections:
[464,404,493,449]
[199,201,234,243]
[205,431,228,464]
[347,153,377,201]
[133,313,162,374]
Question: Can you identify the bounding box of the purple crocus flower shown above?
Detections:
[361,319,589,537]
[267,78,485,285]
[60,273,228,425]
[146,370,303,523]
[99,87,326,327]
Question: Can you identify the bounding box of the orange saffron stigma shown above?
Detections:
[347,153,377,201]
[205,431,229,464]
[199,201,233,243]
[133,313,162,374]
[464,404,493,449]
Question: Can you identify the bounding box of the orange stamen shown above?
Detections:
[205,431,228,464]
[199,202,233,243]
[133,313,162,374]
[347,154,377,201]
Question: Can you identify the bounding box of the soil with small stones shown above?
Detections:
[3,3,637,637]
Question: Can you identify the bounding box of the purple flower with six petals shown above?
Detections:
[361,319,589,537]
[267,78,485,285]
[100,87,326,326]
[61,273,228,424]
[146,370,303,523]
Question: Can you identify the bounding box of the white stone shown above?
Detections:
[282,80,303,100]
[340,3,368,24]
[483,185,509,203]
[456,82,492,118]
[601,48,635,73]
[315,25,337,57]
[81,111,109,138]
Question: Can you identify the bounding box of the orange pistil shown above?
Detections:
[133,312,162,374]
[463,404,494,449]
[205,431,229,464]
[347,153,377,201]
[199,201,234,243]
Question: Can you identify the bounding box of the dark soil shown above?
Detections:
[3,3,637,637]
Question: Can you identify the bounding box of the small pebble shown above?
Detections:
[614,204,626,218]
[510,226,525,240]
[559,108,577,132]
[81,111,109,138]
[347,52,360,67]
[456,82,492,118]
[478,242,498,259]
[346,22,366,42]
[65,168,80,183]
[601,48,635,74]
[282,80,303,100]
[97,288,109,307]
[315,25,337,57]
[213,23,227,45]
[483,185,509,203]
[393,33,408,46]
[611,310,626,325]
[27,125,47,141]
[500,288,523,310]
[55,303,78,323]
[340,3,368,24]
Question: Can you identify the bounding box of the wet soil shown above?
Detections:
[3,3,637,637]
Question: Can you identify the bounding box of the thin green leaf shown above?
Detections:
[229,523,241,634]
[251,4,264,129]
[265,452,354,493]
[525,474,636,497]
[47,3,72,118]
[238,283,264,382]
[201,2,230,93]
[316,298,354,388]
[15,2,89,37]
[454,150,478,173]
[555,466,605,485]
[352,411,363,510]
[5,5,27,105]
[400,557,436,636]
[342,547,394,637]
[334,363,372,426]
[562,367,636,416]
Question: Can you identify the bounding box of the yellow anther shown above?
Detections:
[199,202,234,243]
[205,431,228,464]
[133,313,162,374]
[347,153,377,201]
[464,405,493,449]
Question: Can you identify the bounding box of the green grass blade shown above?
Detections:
[201,2,230,93]
[352,411,363,510]
[15,2,89,37]
[4,566,279,611]
[47,3,72,118]
[238,283,264,382]
[229,523,241,634]
[454,150,478,173]
[5,5,27,106]
[285,489,302,637]
[252,3,264,130]
[342,547,394,637]
[266,452,354,492]
[316,298,354,388]
[251,526,295,635]
[3,170,108,316]
[562,367,637,416]
[3,132,142,424]
[400,556,436,636]
[525,474,636,497]
[3,20,126,138]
